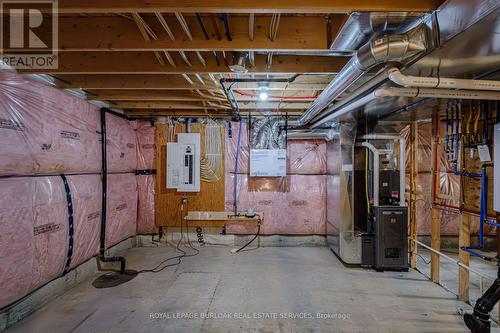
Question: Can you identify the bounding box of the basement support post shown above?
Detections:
[409,122,418,269]
[459,213,471,302]
[431,208,440,283]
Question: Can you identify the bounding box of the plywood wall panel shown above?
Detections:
[154,123,225,227]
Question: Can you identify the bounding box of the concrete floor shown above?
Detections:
[7,245,471,333]
[417,248,499,323]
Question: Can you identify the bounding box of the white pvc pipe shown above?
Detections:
[411,238,495,282]
[389,68,500,91]
[311,87,500,128]
[360,141,379,207]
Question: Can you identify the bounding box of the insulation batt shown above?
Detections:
[106,174,138,247]
[0,70,142,309]
[225,122,327,175]
[0,175,106,308]
[225,174,326,235]
[133,121,156,170]
[106,114,138,172]
[0,70,101,175]
[136,175,156,234]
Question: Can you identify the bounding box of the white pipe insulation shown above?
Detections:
[388,68,500,91]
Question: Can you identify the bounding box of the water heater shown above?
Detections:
[166,133,200,192]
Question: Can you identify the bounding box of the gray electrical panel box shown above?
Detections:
[373,206,408,271]
[495,124,500,212]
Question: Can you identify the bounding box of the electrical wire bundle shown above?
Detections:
[200,119,223,182]
[139,198,199,274]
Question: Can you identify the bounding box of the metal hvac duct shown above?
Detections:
[289,22,429,128]
[330,12,424,52]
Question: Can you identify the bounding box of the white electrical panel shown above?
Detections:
[166,133,200,192]
[249,149,286,177]
[494,124,500,212]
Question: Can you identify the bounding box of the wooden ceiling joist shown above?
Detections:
[113,101,311,110]
[57,0,444,13]
[22,53,349,74]
[87,90,227,101]
[51,16,331,52]
[51,74,331,91]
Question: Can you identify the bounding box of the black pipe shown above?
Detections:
[220,75,299,83]
[99,108,126,274]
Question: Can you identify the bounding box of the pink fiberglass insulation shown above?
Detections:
[0,70,101,176]
[0,175,108,308]
[136,175,156,234]
[67,175,101,269]
[225,122,327,175]
[225,121,250,174]
[287,140,327,175]
[31,177,68,289]
[400,123,433,174]
[225,174,326,235]
[106,113,137,172]
[326,138,341,175]
[0,178,35,308]
[106,174,138,247]
[133,121,156,170]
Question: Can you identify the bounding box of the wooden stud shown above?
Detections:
[431,208,441,283]
[459,213,471,302]
[409,122,418,269]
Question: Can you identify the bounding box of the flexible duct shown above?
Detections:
[250,118,286,149]
[290,23,429,127]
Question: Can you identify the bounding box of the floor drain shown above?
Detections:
[92,270,138,288]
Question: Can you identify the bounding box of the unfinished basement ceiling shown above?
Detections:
[16,0,448,119]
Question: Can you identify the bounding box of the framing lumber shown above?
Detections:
[459,214,471,302]
[431,208,440,283]
[56,0,444,14]
[50,16,334,51]
[19,53,350,74]
[51,74,330,91]
[114,101,311,109]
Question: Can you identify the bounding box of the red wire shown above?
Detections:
[233,89,316,100]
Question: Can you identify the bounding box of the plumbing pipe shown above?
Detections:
[359,134,406,206]
[99,108,126,274]
[312,87,500,128]
[290,23,429,127]
[411,238,496,281]
[359,142,380,207]
[233,89,316,100]
[388,68,500,91]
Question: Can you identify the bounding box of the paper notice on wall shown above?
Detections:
[250,149,287,177]
[477,144,491,162]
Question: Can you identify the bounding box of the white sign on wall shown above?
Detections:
[250,149,287,177]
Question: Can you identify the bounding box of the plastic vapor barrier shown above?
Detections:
[136,174,156,234]
[0,70,145,309]
[106,174,138,247]
[225,174,326,235]
[133,121,156,170]
[0,70,101,175]
[225,121,327,175]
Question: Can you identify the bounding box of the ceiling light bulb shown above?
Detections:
[259,92,268,101]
